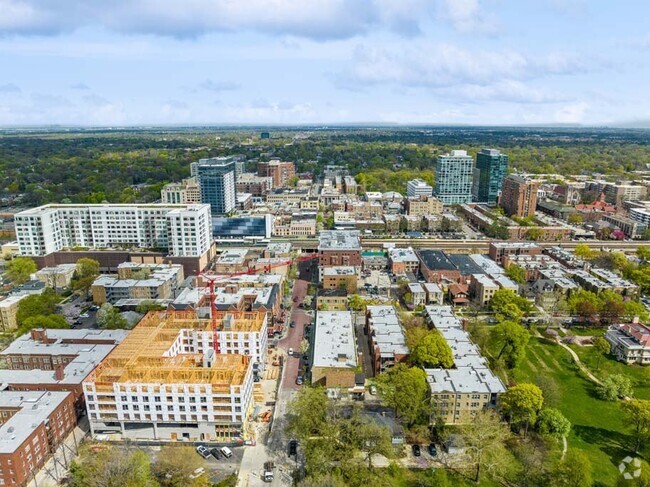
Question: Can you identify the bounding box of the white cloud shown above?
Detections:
[197,79,241,93]
[0,83,21,93]
[554,101,589,123]
[436,0,497,34]
[0,0,435,40]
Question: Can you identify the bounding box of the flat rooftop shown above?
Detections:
[388,247,419,263]
[313,311,357,369]
[318,230,362,251]
[418,249,456,271]
[367,306,409,357]
[469,254,504,276]
[322,266,356,276]
[448,254,484,276]
[216,248,249,264]
[0,391,72,454]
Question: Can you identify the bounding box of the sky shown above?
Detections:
[0,0,649,126]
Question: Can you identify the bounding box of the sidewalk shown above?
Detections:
[27,416,90,487]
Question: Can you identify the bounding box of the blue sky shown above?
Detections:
[0,0,648,126]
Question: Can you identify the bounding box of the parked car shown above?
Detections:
[220,446,233,458]
[427,444,437,457]
[296,375,304,385]
[196,445,211,459]
[210,448,222,460]
[412,444,421,457]
[288,439,298,456]
[79,313,89,318]
[288,347,294,356]
[290,321,296,328]
[369,384,377,395]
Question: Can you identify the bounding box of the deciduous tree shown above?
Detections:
[409,331,454,369]
[550,449,592,487]
[536,408,571,439]
[375,364,429,427]
[461,409,512,483]
[500,383,544,434]
[4,257,37,285]
[491,321,530,369]
[597,374,633,401]
[152,446,209,486]
[592,337,611,370]
[621,399,650,454]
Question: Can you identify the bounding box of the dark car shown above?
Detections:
[290,321,296,328]
[412,444,421,457]
[288,439,298,456]
[427,444,437,457]
[296,375,304,385]
[210,448,222,460]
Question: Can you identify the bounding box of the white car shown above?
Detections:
[79,313,89,318]
[288,347,294,357]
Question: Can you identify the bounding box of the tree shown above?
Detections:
[568,290,600,323]
[69,446,156,487]
[574,244,595,260]
[287,386,330,441]
[637,247,650,262]
[535,374,561,408]
[567,213,583,225]
[152,446,209,486]
[21,314,70,332]
[505,264,526,285]
[97,303,129,329]
[621,399,650,454]
[355,420,393,468]
[72,258,100,295]
[491,321,530,369]
[461,409,512,483]
[16,289,60,326]
[4,257,37,285]
[348,294,366,311]
[410,331,454,368]
[550,449,592,487]
[536,408,571,439]
[596,374,633,401]
[489,289,532,319]
[592,337,611,370]
[375,364,429,427]
[526,227,543,241]
[500,383,544,434]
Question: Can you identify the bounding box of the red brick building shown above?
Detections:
[257,159,296,188]
[499,175,539,218]
[0,391,76,487]
[318,230,362,267]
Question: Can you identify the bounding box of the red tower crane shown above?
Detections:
[197,252,319,354]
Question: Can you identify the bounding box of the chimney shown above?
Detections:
[54,364,65,381]
[30,328,47,343]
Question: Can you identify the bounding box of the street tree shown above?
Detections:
[460,409,513,483]
[550,449,592,487]
[375,364,429,427]
[152,446,209,486]
[21,314,70,332]
[597,374,633,401]
[536,408,571,439]
[491,321,530,369]
[592,337,611,370]
[489,289,532,319]
[4,257,37,285]
[500,383,544,435]
[620,399,650,454]
[16,289,60,326]
[354,420,393,468]
[574,244,595,260]
[409,331,454,369]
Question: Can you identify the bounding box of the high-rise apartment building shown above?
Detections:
[473,148,508,203]
[434,150,474,204]
[500,175,539,218]
[14,204,212,258]
[604,183,648,208]
[406,179,434,198]
[193,157,237,215]
[257,159,296,188]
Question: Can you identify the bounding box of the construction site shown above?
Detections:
[83,309,272,442]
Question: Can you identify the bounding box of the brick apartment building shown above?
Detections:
[0,391,76,487]
[318,230,362,267]
[257,159,295,188]
[499,175,539,218]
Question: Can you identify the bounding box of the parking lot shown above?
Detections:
[58,294,99,328]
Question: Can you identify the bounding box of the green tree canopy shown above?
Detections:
[597,374,633,401]
[72,258,100,294]
[505,263,526,285]
[97,303,129,330]
[620,399,650,454]
[375,364,429,427]
[489,289,533,320]
[536,408,571,439]
[20,314,70,333]
[152,446,209,487]
[409,330,454,369]
[15,289,61,326]
[69,446,156,487]
[500,383,544,433]
[592,337,611,369]
[551,449,592,487]
[491,321,530,369]
[4,257,37,285]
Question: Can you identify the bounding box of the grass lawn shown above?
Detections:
[511,337,641,486]
[569,344,650,400]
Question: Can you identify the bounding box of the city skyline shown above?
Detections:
[1,1,649,126]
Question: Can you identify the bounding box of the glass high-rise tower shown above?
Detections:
[434,150,474,204]
[473,148,509,204]
[192,157,237,215]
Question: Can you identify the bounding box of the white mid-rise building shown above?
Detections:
[407,179,434,198]
[14,204,212,257]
